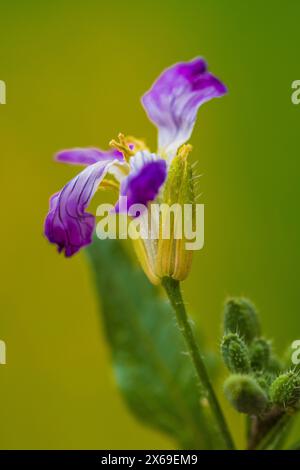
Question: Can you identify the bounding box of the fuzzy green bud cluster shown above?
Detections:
[220,297,300,418]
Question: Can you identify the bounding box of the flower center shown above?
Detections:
[109,133,148,159]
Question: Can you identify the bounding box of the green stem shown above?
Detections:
[162,277,235,450]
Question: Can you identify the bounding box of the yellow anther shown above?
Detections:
[109,133,135,159]
[109,133,148,159]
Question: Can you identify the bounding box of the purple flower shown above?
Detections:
[44,57,226,256]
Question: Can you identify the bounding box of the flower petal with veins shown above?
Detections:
[55,147,123,166]
[44,159,119,256]
[142,57,227,158]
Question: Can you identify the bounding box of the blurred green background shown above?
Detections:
[1,0,300,449]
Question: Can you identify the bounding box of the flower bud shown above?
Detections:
[267,355,282,374]
[254,371,271,393]
[223,298,260,344]
[155,145,196,281]
[221,333,250,374]
[224,374,268,415]
[269,372,300,410]
[249,338,271,371]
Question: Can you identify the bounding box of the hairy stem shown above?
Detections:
[162,277,235,450]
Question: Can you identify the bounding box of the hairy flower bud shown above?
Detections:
[254,371,271,393]
[266,355,282,374]
[249,337,271,371]
[221,333,250,374]
[223,298,260,344]
[224,374,268,415]
[269,372,300,410]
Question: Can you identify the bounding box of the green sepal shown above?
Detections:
[162,145,195,207]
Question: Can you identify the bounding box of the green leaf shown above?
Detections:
[86,238,216,449]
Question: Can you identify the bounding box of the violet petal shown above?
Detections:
[142,57,227,157]
[44,159,118,256]
[55,147,123,166]
[115,151,167,214]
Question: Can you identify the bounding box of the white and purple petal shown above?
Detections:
[55,147,123,166]
[44,159,119,256]
[142,57,227,157]
[115,151,167,213]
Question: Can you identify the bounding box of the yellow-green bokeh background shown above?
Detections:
[1,0,300,449]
